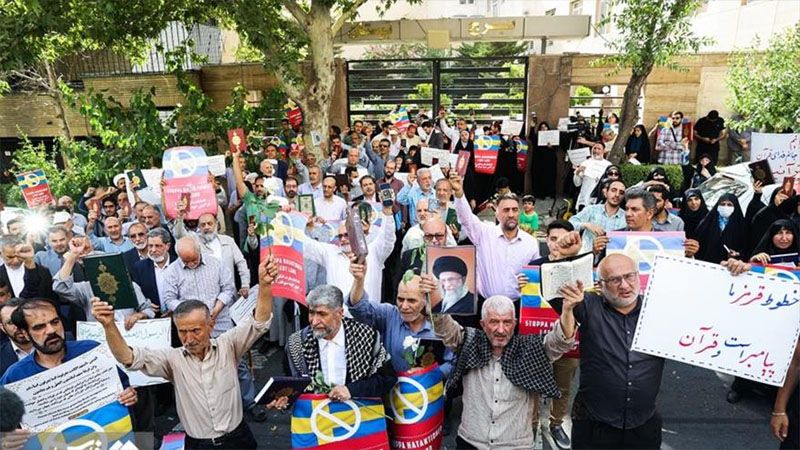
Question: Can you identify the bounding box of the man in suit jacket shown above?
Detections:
[421,120,444,149]
[0,239,55,301]
[0,299,32,377]
[129,227,174,311]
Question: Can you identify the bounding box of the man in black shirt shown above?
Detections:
[553,253,664,449]
[694,110,727,165]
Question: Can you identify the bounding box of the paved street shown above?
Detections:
[177,345,777,450]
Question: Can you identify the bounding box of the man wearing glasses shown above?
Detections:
[551,253,666,449]
[655,111,688,165]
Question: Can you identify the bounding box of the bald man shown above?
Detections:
[550,254,665,449]
[87,216,134,253]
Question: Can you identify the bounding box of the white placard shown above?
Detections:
[557,117,571,132]
[632,255,800,387]
[206,155,227,177]
[567,147,591,165]
[230,288,259,326]
[751,133,800,180]
[504,119,525,135]
[394,172,410,187]
[124,169,162,207]
[421,147,452,167]
[4,347,124,431]
[537,130,560,146]
[77,319,171,387]
[429,164,445,183]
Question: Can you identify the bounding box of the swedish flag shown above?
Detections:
[291,394,389,450]
[23,401,134,450]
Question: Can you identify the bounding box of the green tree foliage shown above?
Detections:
[456,41,527,59]
[593,0,711,163]
[571,85,594,107]
[726,24,800,133]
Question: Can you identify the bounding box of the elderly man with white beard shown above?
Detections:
[175,212,251,299]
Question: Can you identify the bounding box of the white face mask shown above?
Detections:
[717,205,734,219]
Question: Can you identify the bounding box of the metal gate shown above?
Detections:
[346,56,528,128]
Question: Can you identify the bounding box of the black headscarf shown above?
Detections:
[679,189,708,239]
[625,124,651,164]
[751,219,800,256]
[748,189,797,254]
[645,166,677,201]
[694,193,749,263]
[589,165,621,204]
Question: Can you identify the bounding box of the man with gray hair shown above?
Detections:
[272,284,396,410]
[397,167,436,226]
[426,273,581,449]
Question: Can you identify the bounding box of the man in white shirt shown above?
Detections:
[315,176,348,224]
[298,164,323,198]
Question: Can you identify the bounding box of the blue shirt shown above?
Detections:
[569,203,626,253]
[34,247,66,277]
[89,235,134,254]
[346,293,454,378]
[397,184,436,225]
[1,340,129,387]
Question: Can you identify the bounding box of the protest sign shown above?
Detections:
[77,319,171,386]
[291,394,389,450]
[420,147,451,167]
[427,245,477,315]
[557,117,570,132]
[513,137,528,172]
[519,266,580,358]
[632,255,800,386]
[22,401,134,450]
[504,119,526,136]
[4,347,123,432]
[606,231,685,291]
[16,169,54,208]
[751,133,800,192]
[261,211,308,305]
[474,134,501,174]
[390,107,411,132]
[162,146,218,220]
[537,130,560,146]
[388,365,445,450]
[230,288,258,325]
[567,147,591,165]
[206,154,226,176]
[125,169,162,206]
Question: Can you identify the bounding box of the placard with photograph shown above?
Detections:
[427,245,476,315]
[298,194,316,216]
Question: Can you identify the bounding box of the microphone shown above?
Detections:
[0,387,25,432]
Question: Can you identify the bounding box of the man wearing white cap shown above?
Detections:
[56,196,87,229]
[51,210,85,237]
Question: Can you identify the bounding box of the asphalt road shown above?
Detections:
[181,346,777,450]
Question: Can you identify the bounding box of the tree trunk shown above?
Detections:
[44,61,72,169]
[609,70,650,165]
[297,3,336,162]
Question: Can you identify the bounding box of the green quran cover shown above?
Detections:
[84,253,138,310]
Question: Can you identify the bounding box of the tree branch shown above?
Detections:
[272,64,304,102]
[331,0,368,35]
[281,0,310,28]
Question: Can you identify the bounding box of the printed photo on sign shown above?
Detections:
[427,245,476,315]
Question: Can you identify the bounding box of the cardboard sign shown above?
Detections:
[474,134,501,175]
[161,146,218,220]
[632,255,799,387]
[16,169,54,208]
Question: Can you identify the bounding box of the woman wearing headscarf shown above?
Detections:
[747,188,796,255]
[643,166,678,201]
[588,164,622,205]
[678,189,708,239]
[531,121,558,199]
[693,193,749,263]
[624,124,651,164]
[690,153,716,188]
[750,219,800,265]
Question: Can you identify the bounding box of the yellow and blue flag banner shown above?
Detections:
[390,107,411,133]
[519,266,581,358]
[23,401,133,450]
[260,211,308,305]
[16,169,54,208]
[388,364,444,450]
[474,134,501,174]
[291,394,389,450]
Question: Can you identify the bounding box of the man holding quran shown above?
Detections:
[91,254,278,450]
